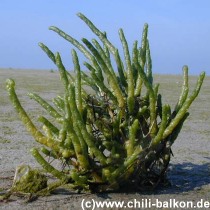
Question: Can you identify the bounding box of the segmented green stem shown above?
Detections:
[83,62,116,101]
[39,43,56,63]
[6,79,60,151]
[146,40,153,85]
[72,49,83,113]
[126,119,139,156]
[69,85,107,165]
[136,63,157,138]
[132,40,139,84]
[151,104,170,146]
[163,72,205,139]
[139,23,148,68]
[175,65,189,112]
[77,13,116,54]
[62,92,89,169]
[39,42,74,82]
[111,146,143,180]
[49,26,93,60]
[38,116,59,137]
[28,93,62,120]
[92,38,112,79]
[55,52,70,89]
[119,29,134,113]
[82,38,125,108]
[134,24,148,96]
[31,148,69,181]
[114,49,127,88]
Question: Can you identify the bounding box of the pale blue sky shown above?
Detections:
[0,0,210,75]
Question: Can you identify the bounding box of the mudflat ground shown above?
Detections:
[0,69,210,210]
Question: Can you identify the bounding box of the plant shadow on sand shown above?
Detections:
[51,162,210,198]
[90,162,210,199]
[154,161,210,194]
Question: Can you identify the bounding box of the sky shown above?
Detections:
[0,0,210,75]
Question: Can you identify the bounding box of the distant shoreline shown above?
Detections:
[0,68,207,77]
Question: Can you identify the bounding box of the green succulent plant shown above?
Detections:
[5,13,205,193]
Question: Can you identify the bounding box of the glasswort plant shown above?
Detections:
[6,13,205,194]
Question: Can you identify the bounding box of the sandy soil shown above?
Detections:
[0,69,210,210]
